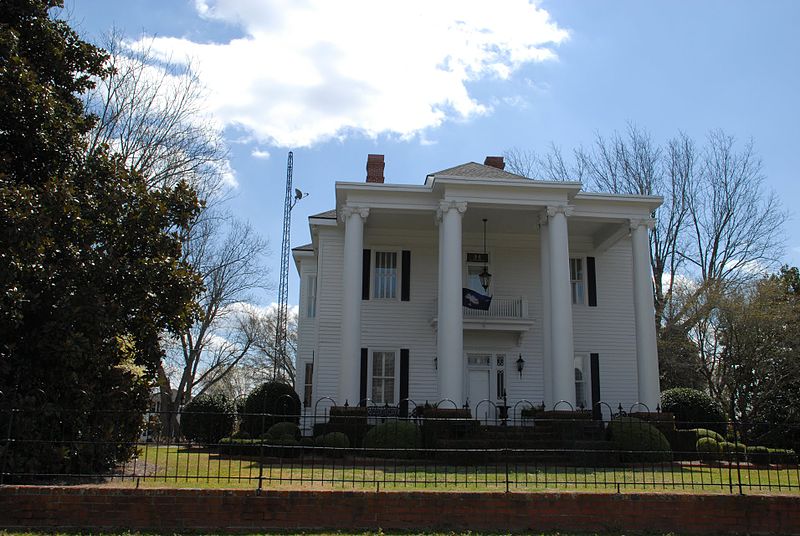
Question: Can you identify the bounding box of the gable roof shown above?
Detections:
[428,162,528,181]
[310,209,336,219]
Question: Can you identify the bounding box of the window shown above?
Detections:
[496,355,505,400]
[374,251,398,299]
[305,275,317,318]
[574,355,587,409]
[570,258,585,305]
[303,362,313,407]
[371,351,396,404]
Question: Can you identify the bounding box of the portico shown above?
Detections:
[300,155,663,416]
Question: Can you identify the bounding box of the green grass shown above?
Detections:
[95,445,800,494]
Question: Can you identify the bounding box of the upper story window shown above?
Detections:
[305,275,317,318]
[374,251,398,299]
[570,258,584,305]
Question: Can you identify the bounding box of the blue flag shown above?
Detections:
[462,288,492,310]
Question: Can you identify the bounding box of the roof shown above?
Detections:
[428,162,528,181]
[291,243,313,252]
[309,209,336,219]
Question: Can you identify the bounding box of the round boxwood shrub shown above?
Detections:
[696,437,721,462]
[263,422,300,441]
[660,388,726,433]
[240,381,301,437]
[364,421,420,458]
[181,393,236,444]
[608,416,672,463]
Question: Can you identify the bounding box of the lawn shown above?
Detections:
[97,445,800,493]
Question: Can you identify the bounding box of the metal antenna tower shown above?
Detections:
[274,151,307,381]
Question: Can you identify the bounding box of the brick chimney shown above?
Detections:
[484,156,505,170]
[366,154,385,183]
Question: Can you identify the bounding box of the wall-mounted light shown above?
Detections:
[433,356,438,370]
[516,354,525,378]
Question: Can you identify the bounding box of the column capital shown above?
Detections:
[629,218,656,231]
[437,200,467,220]
[546,204,574,218]
[340,205,370,222]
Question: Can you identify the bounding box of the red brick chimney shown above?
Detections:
[484,156,505,170]
[366,154,385,183]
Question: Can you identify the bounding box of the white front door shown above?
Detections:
[468,369,490,407]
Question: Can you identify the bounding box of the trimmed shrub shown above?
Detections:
[181,393,235,444]
[608,416,672,463]
[264,422,300,441]
[240,381,301,437]
[660,388,726,433]
[692,428,725,443]
[769,448,797,465]
[364,421,421,458]
[719,441,747,462]
[696,437,721,462]
[321,432,350,448]
[748,445,770,465]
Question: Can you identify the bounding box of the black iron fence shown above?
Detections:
[1,402,798,494]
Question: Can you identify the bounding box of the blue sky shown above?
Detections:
[64,0,800,306]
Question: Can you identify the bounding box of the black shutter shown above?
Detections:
[362,249,371,300]
[401,250,411,301]
[359,348,368,407]
[587,256,597,307]
[590,353,601,420]
[400,349,410,417]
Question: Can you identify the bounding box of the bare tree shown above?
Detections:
[84,31,229,204]
[160,217,269,414]
[506,126,786,390]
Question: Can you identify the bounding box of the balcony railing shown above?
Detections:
[463,295,528,320]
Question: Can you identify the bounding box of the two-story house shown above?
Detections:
[292,155,662,420]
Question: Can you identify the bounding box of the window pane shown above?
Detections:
[373,353,383,376]
[374,252,397,298]
[383,379,395,404]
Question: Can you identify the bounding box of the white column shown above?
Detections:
[547,205,576,407]
[539,215,552,408]
[630,219,660,410]
[436,215,444,384]
[339,206,369,405]
[437,200,467,405]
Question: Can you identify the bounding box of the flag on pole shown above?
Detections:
[462,288,492,310]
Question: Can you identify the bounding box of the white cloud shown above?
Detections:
[137,0,568,147]
[251,148,271,159]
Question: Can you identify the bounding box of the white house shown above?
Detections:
[292,155,662,420]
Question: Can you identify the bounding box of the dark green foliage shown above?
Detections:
[0,1,202,477]
[660,388,726,433]
[240,381,300,437]
[263,422,300,441]
[608,416,672,463]
[320,432,350,448]
[692,428,725,442]
[747,445,770,465]
[719,441,747,462]
[364,421,420,458]
[696,437,721,462]
[181,394,235,444]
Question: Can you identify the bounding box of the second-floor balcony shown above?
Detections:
[463,295,528,320]
[431,295,534,340]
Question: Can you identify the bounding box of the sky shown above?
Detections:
[64,0,800,307]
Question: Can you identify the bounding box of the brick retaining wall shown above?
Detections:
[1,486,800,534]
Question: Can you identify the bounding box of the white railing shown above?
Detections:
[463,295,528,320]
